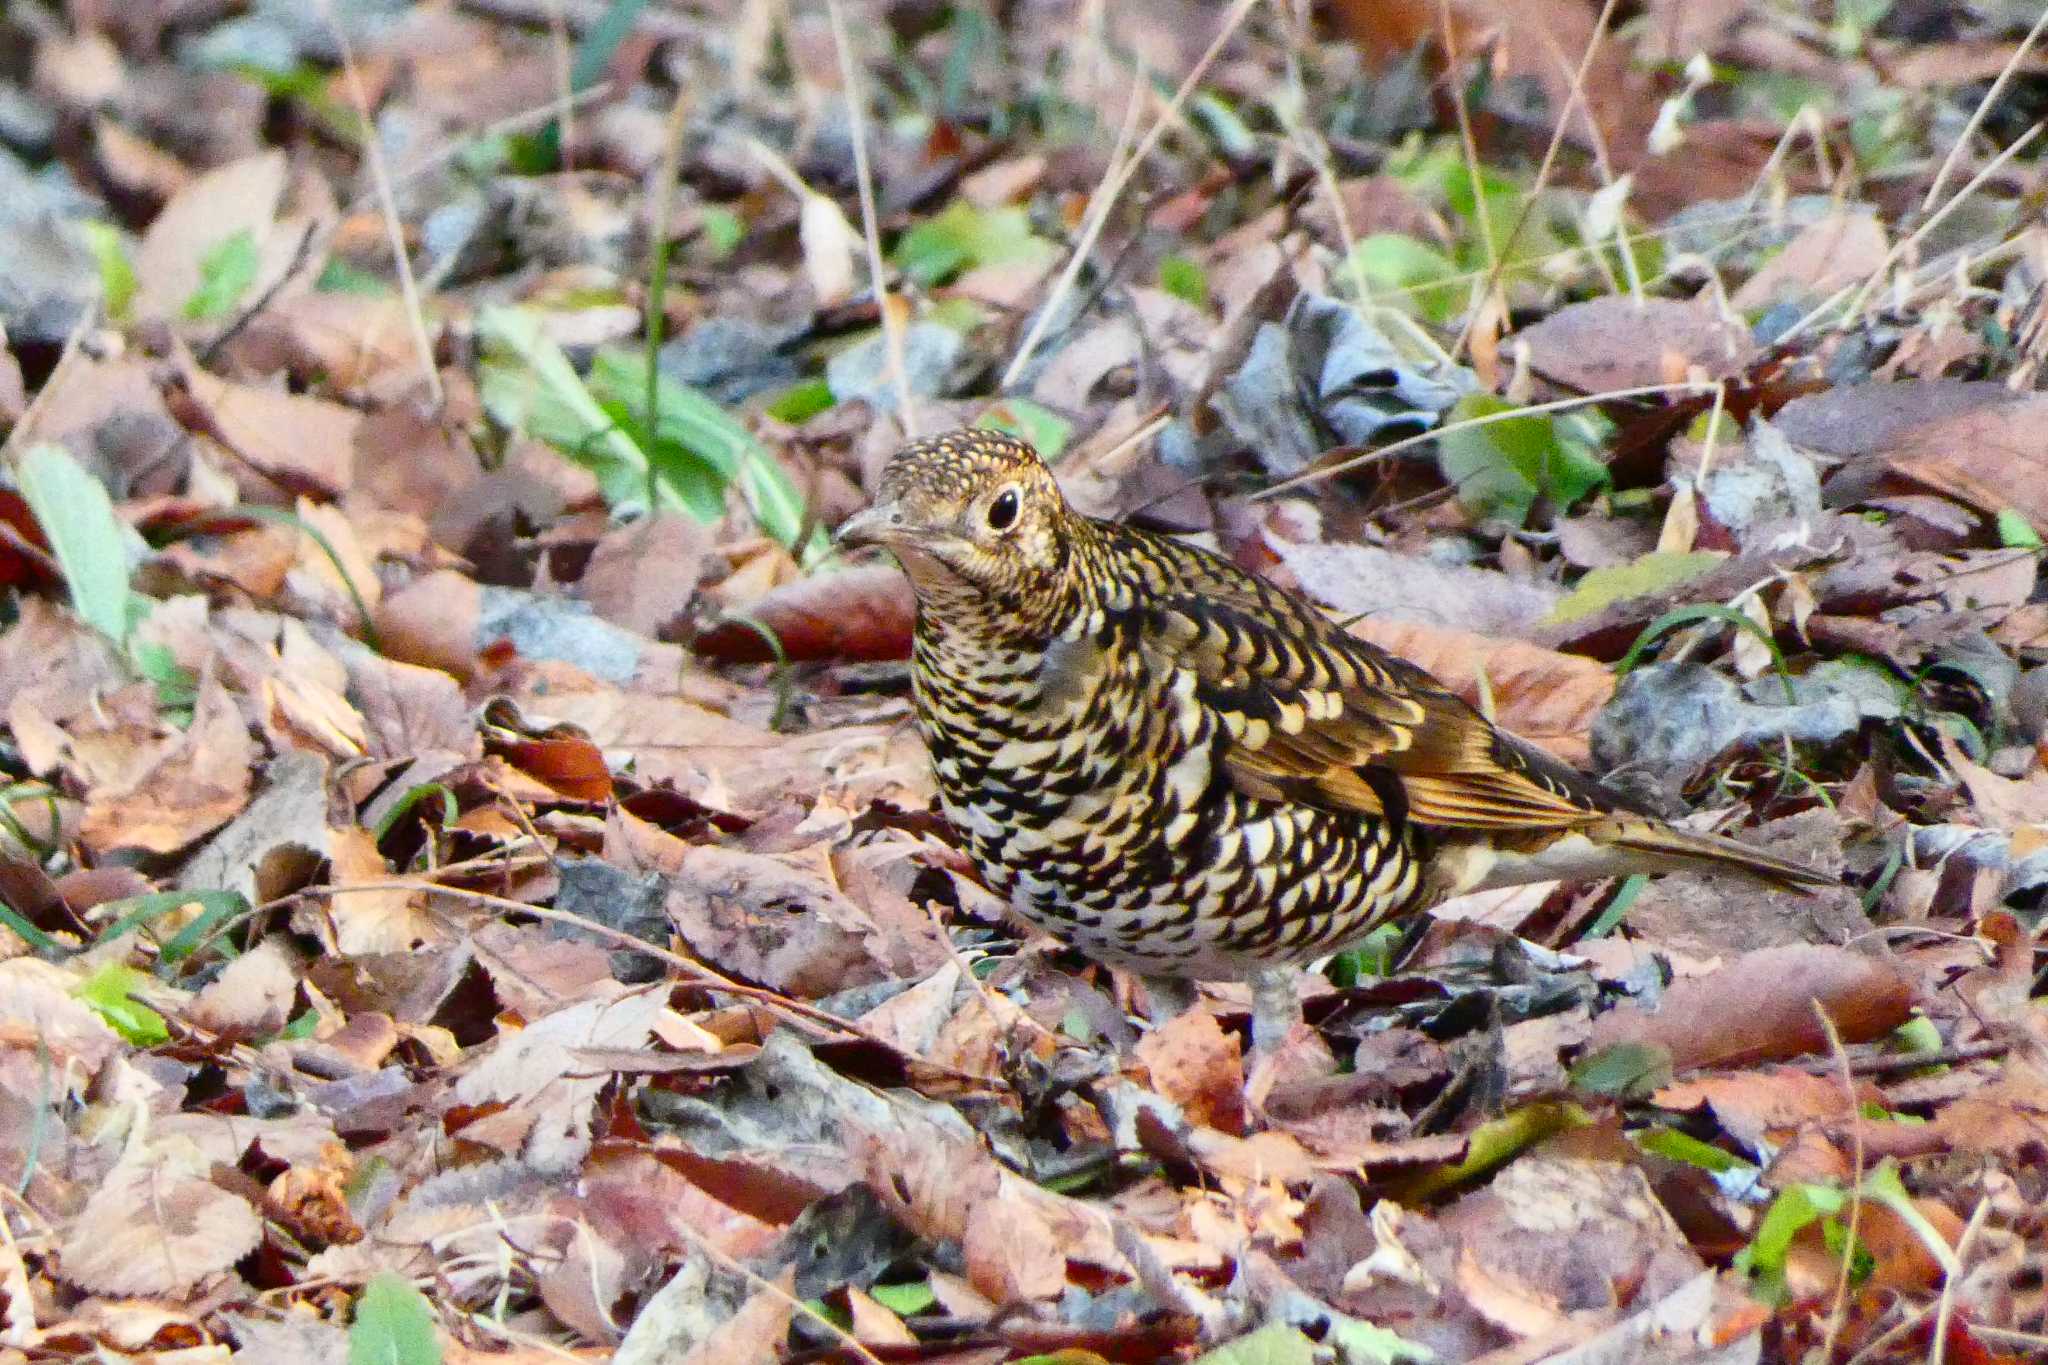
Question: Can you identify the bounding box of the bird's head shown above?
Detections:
[835,429,1077,614]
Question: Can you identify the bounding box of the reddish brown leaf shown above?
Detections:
[1586,944,1915,1073]
[695,563,916,664]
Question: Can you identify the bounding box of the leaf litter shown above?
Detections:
[0,1,2046,1362]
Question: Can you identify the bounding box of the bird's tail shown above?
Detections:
[1463,819,1834,894]
[1591,819,1833,893]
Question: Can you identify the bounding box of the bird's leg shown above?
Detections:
[1138,974,1199,1029]
[1247,964,1304,1057]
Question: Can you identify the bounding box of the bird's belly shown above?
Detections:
[947,776,1426,980]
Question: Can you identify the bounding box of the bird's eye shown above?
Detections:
[985,487,1020,532]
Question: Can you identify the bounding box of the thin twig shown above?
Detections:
[665,1217,889,1365]
[1930,1193,1993,1365]
[1776,121,2042,345]
[1253,379,1718,496]
[644,85,696,509]
[544,0,576,172]
[1001,0,1262,390]
[317,0,443,405]
[1450,0,1624,360]
[1438,0,1500,347]
[825,0,917,436]
[1921,3,2048,212]
[1001,51,1147,392]
[1814,1001,1863,1365]
[293,877,1002,1087]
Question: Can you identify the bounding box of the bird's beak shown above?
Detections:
[834,500,905,551]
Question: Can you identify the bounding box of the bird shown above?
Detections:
[834,428,1832,1053]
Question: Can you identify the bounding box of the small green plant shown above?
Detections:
[77,221,138,321]
[74,963,170,1045]
[892,199,1054,287]
[183,229,261,320]
[477,308,823,560]
[348,1273,442,1365]
[1435,394,1609,526]
[1734,1162,1955,1305]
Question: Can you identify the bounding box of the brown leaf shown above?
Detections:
[130,150,288,324]
[963,1197,1067,1303]
[1135,1009,1247,1136]
[1586,944,1916,1072]
[677,1269,797,1365]
[581,513,713,640]
[1731,212,1889,312]
[694,563,916,664]
[191,937,299,1034]
[177,363,363,500]
[657,843,935,998]
[1653,1068,1870,1150]
[80,670,255,856]
[497,735,615,802]
[1880,394,2048,542]
[1518,296,1755,394]
[341,649,476,760]
[319,826,442,955]
[59,1160,263,1296]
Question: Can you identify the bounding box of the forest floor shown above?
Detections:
[1,0,2046,1361]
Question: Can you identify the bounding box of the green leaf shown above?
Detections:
[1583,872,1648,938]
[349,1273,442,1365]
[17,442,136,643]
[1632,1126,1757,1176]
[1196,1324,1319,1365]
[1887,1014,1943,1060]
[586,348,821,558]
[765,378,837,424]
[183,229,261,320]
[1569,1041,1673,1098]
[1325,922,1405,987]
[1328,1317,1437,1364]
[76,221,138,321]
[1435,394,1608,526]
[94,890,247,963]
[477,306,652,514]
[74,964,170,1045]
[1735,1181,1845,1303]
[0,900,62,954]
[698,206,745,261]
[1159,253,1209,307]
[1997,508,2044,550]
[1546,552,1725,626]
[893,200,1053,287]
[867,1279,938,1316]
[133,641,199,712]
[1346,233,1463,323]
[316,259,390,295]
[975,398,1072,458]
[1395,1102,1592,1202]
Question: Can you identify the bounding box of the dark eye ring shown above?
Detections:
[986,488,1020,531]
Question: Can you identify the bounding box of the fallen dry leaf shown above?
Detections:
[1586,944,1916,1072]
[59,1159,263,1296]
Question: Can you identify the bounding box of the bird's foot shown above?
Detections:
[1244,964,1336,1114]
[1247,964,1305,1055]
[1135,974,1200,1032]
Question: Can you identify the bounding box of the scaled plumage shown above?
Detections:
[837,430,1830,1040]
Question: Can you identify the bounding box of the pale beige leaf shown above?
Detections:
[322,826,441,954]
[59,1162,262,1296]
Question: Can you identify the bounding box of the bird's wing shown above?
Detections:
[1140,592,1610,831]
